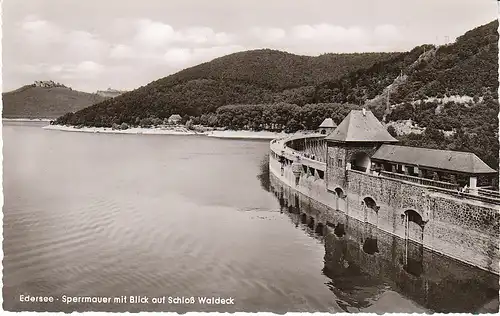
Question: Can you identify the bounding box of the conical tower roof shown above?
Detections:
[325,110,398,143]
[319,118,337,128]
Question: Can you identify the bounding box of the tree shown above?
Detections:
[387,125,398,137]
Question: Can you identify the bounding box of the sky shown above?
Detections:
[2,0,498,93]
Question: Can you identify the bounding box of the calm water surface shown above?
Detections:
[2,121,495,313]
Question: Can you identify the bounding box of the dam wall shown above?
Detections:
[269,175,499,313]
[269,135,500,275]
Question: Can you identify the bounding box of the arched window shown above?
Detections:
[334,188,345,198]
[363,197,377,211]
[405,209,425,227]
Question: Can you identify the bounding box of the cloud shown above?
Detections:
[373,24,401,42]
[164,48,192,66]
[134,19,177,47]
[192,45,245,61]
[15,61,104,79]
[109,44,136,59]
[20,15,64,45]
[12,14,409,92]
[19,15,108,63]
[291,24,368,43]
[111,19,240,67]
[178,26,233,44]
[74,61,104,75]
[250,27,286,43]
[133,19,235,48]
[163,45,245,68]
[65,30,108,60]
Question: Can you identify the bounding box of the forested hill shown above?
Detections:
[54,50,401,125]
[56,20,497,129]
[3,84,108,119]
[312,20,498,113]
[336,20,497,169]
[153,50,400,91]
[55,20,499,169]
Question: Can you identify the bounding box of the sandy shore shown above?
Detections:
[42,124,311,140]
[43,125,290,139]
[43,125,200,135]
[3,118,52,122]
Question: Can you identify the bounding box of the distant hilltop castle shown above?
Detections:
[96,88,127,98]
[34,80,68,88]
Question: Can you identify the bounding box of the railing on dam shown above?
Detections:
[379,171,459,191]
[284,135,327,163]
[379,170,500,205]
[270,134,327,172]
[477,188,500,199]
[271,135,500,206]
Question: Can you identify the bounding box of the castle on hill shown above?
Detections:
[34,80,67,88]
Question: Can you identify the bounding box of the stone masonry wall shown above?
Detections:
[326,144,347,191]
[270,140,499,274]
[269,172,499,306]
[346,169,500,274]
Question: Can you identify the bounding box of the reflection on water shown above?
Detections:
[3,121,498,313]
[256,153,271,193]
[268,172,499,313]
[3,122,338,313]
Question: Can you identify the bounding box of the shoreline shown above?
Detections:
[3,118,52,122]
[42,124,306,140]
[42,124,200,136]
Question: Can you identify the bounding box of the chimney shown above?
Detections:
[362,108,366,116]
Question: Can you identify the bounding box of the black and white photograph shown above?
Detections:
[2,0,499,313]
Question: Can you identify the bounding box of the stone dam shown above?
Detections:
[268,110,500,276]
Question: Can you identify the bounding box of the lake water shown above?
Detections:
[2,121,498,313]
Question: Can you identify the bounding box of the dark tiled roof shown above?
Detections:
[372,144,496,174]
[325,110,398,143]
[319,118,337,128]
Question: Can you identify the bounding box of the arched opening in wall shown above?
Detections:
[364,197,376,209]
[363,197,378,227]
[308,216,315,229]
[405,209,424,227]
[294,194,301,213]
[318,170,325,179]
[300,213,307,224]
[362,197,379,255]
[321,129,326,135]
[403,209,425,276]
[309,167,316,177]
[334,187,344,211]
[315,222,324,236]
[334,223,346,238]
[279,192,285,209]
[334,188,344,198]
[351,152,371,172]
[326,221,335,230]
[363,237,379,255]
